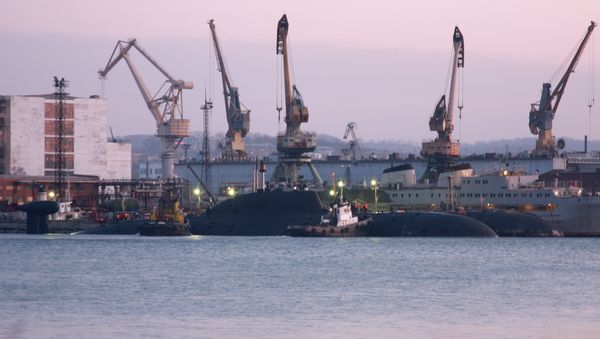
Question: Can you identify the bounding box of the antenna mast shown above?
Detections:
[53,76,69,201]
[201,95,213,195]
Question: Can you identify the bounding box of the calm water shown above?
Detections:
[1,235,599,338]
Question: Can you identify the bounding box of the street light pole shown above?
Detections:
[370,179,378,212]
[337,180,345,202]
[193,187,201,213]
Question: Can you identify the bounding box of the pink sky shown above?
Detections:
[1,0,599,142]
[3,0,597,62]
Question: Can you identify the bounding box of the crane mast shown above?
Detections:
[98,39,192,179]
[208,19,250,161]
[343,122,363,161]
[529,21,596,158]
[270,14,323,190]
[421,26,464,159]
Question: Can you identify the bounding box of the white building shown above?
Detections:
[0,94,131,179]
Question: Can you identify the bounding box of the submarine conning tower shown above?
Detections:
[16,201,59,234]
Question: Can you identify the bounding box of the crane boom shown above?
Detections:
[209,20,232,100]
[445,26,465,135]
[277,15,293,112]
[276,14,309,133]
[100,40,162,125]
[428,27,464,141]
[529,21,596,157]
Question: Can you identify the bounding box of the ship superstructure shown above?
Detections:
[382,165,600,236]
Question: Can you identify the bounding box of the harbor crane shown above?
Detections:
[270,14,323,189]
[208,19,250,161]
[529,21,596,158]
[98,38,193,179]
[343,122,363,161]
[421,26,464,160]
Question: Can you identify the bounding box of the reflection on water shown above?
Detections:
[1,234,599,338]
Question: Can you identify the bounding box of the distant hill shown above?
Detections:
[122,133,600,161]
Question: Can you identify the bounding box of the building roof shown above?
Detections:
[11,94,104,100]
[0,174,100,183]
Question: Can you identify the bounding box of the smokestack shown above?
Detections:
[259,160,267,191]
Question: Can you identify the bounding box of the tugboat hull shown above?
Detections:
[139,222,191,236]
[287,218,372,237]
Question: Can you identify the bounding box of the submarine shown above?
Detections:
[368,211,497,237]
[466,209,560,237]
[187,190,497,237]
[188,190,324,235]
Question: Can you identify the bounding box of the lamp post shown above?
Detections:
[370,179,378,212]
[337,180,345,202]
[227,187,236,198]
[193,187,201,212]
[48,191,56,201]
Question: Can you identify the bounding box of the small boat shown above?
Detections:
[139,183,191,237]
[139,221,191,236]
[286,201,372,237]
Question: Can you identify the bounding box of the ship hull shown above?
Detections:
[529,198,600,236]
[139,222,191,236]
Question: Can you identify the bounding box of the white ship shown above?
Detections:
[381,163,600,236]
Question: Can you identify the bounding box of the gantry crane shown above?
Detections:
[98,39,193,179]
[343,122,363,161]
[270,14,323,189]
[529,21,596,158]
[421,26,464,160]
[208,19,250,161]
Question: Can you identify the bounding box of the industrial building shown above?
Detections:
[0,94,131,179]
[0,174,99,210]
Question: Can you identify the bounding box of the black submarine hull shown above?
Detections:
[369,212,497,237]
[189,190,324,236]
[72,220,145,235]
[465,209,561,237]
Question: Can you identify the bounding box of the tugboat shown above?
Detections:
[286,200,373,237]
[139,182,191,237]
